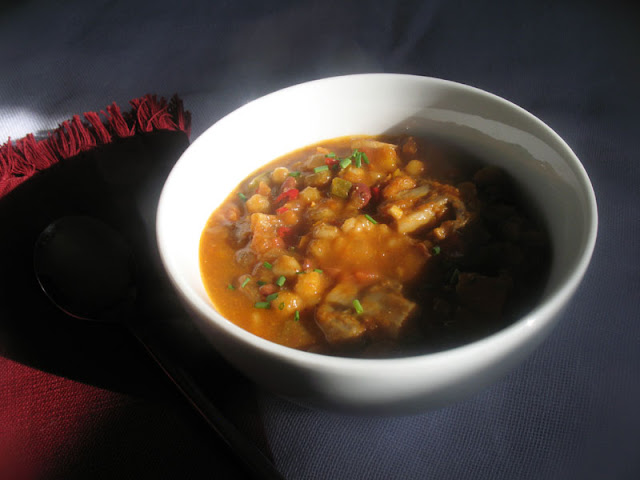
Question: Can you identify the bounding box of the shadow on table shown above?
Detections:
[0,129,274,461]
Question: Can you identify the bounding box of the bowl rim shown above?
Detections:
[157,73,598,372]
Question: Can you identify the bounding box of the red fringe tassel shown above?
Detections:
[0,94,191,198]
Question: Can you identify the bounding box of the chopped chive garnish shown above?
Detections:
[364,214,378,224]
[276,275,286,287]
[288,171,301,177]
[257,280,267,286]
[355,156,362,168]
[314,165,329,173]
[296,271,304,275]
[227,284,235,290]
[254,301,270,309]
[314,269,323,274]
[279,302,285,310]
[432,245,441,255]
[294,310,300,321]
[325,152,336,158]
[265,293,279,302]
[240,277,250,288]
[362,152,369,164]
[238,192,247,201]
[353,299,364,314]
[339,158,352,168]
[263,261,273,270]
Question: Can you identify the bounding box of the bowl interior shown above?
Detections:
[157,74,597,357]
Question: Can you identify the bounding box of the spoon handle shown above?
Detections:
[128,322,284,480]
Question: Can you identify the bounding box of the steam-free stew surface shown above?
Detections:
[199,135,550,357]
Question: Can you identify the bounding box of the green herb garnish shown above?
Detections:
[364,214,377,224]
[238,192,247,201]
[314,165,329,173]
[265,293,279,302]
[432,245,441,255]
[288,171,301,177]
[339,158,352,169]
[276,275,286,287]
[257,280,267,286]
[227,284,235,290]
[254,301,270,309]
[294,310,300,321]
[279,302,285,310]
[314,269,323,274]
[344,149,368,168]
[263,261,273,270]
[240,277,251,288]
[352,299,364,314]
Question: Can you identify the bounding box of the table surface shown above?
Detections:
[1,1,639,479]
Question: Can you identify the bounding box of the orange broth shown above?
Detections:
[199,135,550,357]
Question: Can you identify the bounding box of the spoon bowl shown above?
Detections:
[34,215,136,322]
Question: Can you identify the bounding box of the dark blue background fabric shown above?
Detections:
[1,1,638,478]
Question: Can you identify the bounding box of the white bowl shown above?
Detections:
[156,74,597,414]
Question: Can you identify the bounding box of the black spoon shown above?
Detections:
[33,215,283,480]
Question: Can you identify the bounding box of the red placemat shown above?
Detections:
[0,96,266,479]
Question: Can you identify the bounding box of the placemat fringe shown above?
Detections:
[0,94,191,197]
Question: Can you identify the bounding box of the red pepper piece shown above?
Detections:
[277,226,292,237]
[275,206,289,215]
[275,188,299,203]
